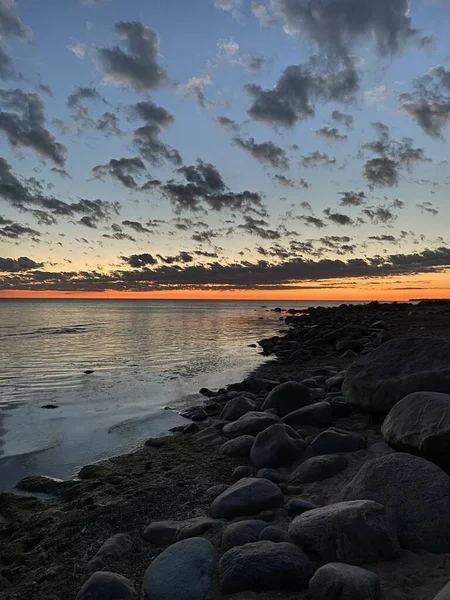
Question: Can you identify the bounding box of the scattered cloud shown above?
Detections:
[234,136,289,169]
[331,110,354,129]
[339,191,366,207]
[181,74,213,109]
[417,201,439,214]
[365,84,389,104]
[92,157,146,188]
[315,125,348,142]
[216,116,239,131]
[68,43,87,59]
[301,151,336,168]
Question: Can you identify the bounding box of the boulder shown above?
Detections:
[433,581,450,600]
[219,396,257,421]
[261,381,312,416]
[282,402,333,427]
[86,534,133,574]
[381,391,450,468]
[250,424,306,469]
[336,340,364,354]
[219,540,316,593]
[289,455,348,484]
[192,426,222,445]
[75,572,138,600]
[210,477,283,519]
[285,498,318,514]
[287,500,400,565]
[143,537,216,600]
[342,337,450,415]
[339,453,450,552]
[220,435,255,457]
[143,517,216,545]
[309,563,381,600]
[232,465,253,480]
[222,411,279,439]
[256,468,286,483]
[259,526,285,542]
[220,519,267,552]
[179,406,208,421]
[310,428,367,455]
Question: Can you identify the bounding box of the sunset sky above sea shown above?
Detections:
[1,0,450,300]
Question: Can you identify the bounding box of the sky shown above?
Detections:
[0,0,450,300]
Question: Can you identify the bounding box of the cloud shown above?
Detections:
[315,125,348,142]
[96,21,168,91]
[417,201,439,215]
[323,208,354,226]
[0,41,14,79]
[0,220,40,239]
[234,136,289,169]
[122,220,153,234]
[273,174,309,188]
[364,84,389,104]
[361,200,403,224]
[218,38,240,58]
[301,151,336,167]
[67,86,102,125]
[191,229,220,243]
[363,157,399,187]
[0,89,67,165]
[216,116,239,131]
[238,215,281,240]
[369,234,397,242]
[400,65,450,138]
[68,43,87,59]
[0,1,32,79]
[240,54,266,73]
[331,109,354,129]
[213,0,242,19]
[50,167,72,179]
[181,74,213,109]
[0,256,42,273]
[252,2,276,26]
[157,252,194,264]
[339,191,366,206]
[299,215,327,229]
[122,253,158,267]
[96,112,121,136]
[92,156,146,189]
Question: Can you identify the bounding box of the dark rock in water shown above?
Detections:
[309,563,381,600]
[248,343,257,347]
[41,403,59,409]
[310,428,367,455]
[199,387,217,397]
[143,517,216,545]
[261,381,312,416]
[86,534,133,574]
[169,422,200,434]
[143,537,216,600]
[250,423,306,469]
[381,391,450,467]
[75,571,137,600]
[220,435,255,457]
[210,477,283,519]
[232,465,253,480]
[219,540,316,593]
[220,519,267,552]
[222,411,279,439]
[285,498,318,515]
[84,370,94,375]
[220,396,257,421]
[259,526,285,542]
[339,452,450,552]
[257,468,286,483]
[288,500,400,565]
[336,339,363,354]
[282,402,333,427]
[290,455,348,483]
[179,406,208,422]
[342,337,450,415]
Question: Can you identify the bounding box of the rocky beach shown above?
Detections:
[2,300,450,600]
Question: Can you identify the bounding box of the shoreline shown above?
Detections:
[2,299,450,599]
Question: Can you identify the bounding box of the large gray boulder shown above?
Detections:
[310,428,367,455]
[339,452,450,552]
[86,534,133,574]
[250,423,306,468]
[75,572,138,600]
[143,537,216,600]
[261,381,312,416]
[343,337,450,415]
[381,391,450,467]
[433,580,450,600]
[143,517,216,545]
[220,435,255,457]
[220,396,257,421]
[282,402,333,427]
[289,455,348,484]
[220,519,267,552]
[219,540,316,593]
[309,563,381,600]
[222,411,279,438]
[287,500,400,565]
[210,477,283,519]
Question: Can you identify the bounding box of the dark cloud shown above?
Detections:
[234,136,289,169]
[361,200,403,224]
[301,151,336,167]
[92,157,146,189]
[96,21,168,91]
[273,174,309,188]
[194,250,219,258]
[67,86,101,117]
[122,220,153,234]
[417,201,439,215]
[0,220,40,239]
[369,234,397,242]
[331,109,354,129]
[299,215,327,229]
[238,215,281,240]
[363,157,399,187]
[122,253,158,268]
[241,54,266,73]
[0,0,32,79]
[216,116,239,131]
[400,65,450,138]
[0,256,42,272]
[323,208,354,226]
[245,56,358,127]
[50,167,72,179]
[191,229,220,243]
[96,112,121,136]
[0,41,14,80]
[339,191,366,206]
[315,125,348,142]
[157,252,194,264]
[0,89,67,165]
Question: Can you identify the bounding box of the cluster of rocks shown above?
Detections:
[73,318,450,600]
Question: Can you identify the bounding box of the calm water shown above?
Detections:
[0,299,342,491]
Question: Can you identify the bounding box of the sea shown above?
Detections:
[0,299,349,491]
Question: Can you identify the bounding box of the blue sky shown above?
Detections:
[1,0,450,297]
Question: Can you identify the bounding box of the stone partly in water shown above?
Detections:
[143,516,216,545]
[289,455,348,484]
[75,571,138,600]
[220,519,268,552]
[219,540,316,593]
[179,406,208,422]
[219,396,257,421]
[143,537,216,600]
[288,500,400,565]
[309,563,381,600]
[342,337,450,415]
[381,391,450,468]
[282,402,333,427]
[261,381,312,417]
[222,411,280,439]
[250,423,306,469]
[86,534,134,574]
[339,452,450,552]
[210,477,283,519]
